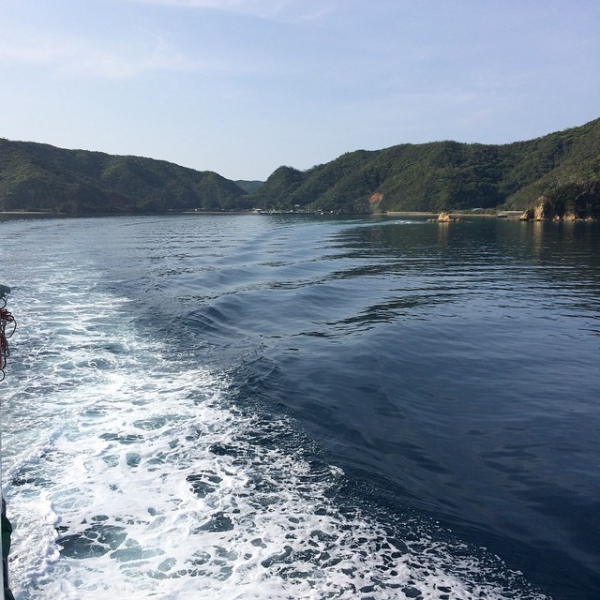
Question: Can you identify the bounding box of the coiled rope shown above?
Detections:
[0,284,15,600]
[0,291,16,383]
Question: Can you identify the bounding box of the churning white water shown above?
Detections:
[0,217,551,599]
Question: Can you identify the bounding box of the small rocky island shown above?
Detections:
[428,212,461,222]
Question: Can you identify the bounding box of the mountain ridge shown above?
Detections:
[253,118,600,217]
[1,118,599,217]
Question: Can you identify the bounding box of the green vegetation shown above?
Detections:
[1,117,599,217]
[234,180,264,194]
[253,118,600,216]
[0,140,251,214]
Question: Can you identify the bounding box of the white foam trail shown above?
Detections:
[0,221,548,600]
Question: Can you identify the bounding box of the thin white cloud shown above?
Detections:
[0,30,220,79]
[124,0,334,22]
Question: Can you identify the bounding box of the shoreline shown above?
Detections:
[0,210,59,215]
[384,211,498,218]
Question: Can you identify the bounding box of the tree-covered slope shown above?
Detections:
[502,118,600,211]
[253,118,600,214]
[0,139,250,214]
[2,117,599,216]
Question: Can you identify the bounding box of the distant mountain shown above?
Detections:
[234,180,264,194]
[0,140,251,214]
[1,118,599,218]
[252,118,600,217]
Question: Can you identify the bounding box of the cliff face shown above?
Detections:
[520,182,600,221]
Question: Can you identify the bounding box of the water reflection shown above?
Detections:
[335,218,600,287]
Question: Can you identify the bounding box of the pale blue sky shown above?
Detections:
[1,0,599,180]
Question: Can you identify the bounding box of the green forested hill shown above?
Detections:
[0,139,251,214]
[252,118,600,215]
[1,117,599,216]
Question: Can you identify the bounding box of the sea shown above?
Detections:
[0,213,599,600]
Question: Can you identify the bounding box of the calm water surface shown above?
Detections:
[0,214,599,599]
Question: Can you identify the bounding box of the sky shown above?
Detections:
[1,0,599,181]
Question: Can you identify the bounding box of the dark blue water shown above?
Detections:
[1,214,599,599]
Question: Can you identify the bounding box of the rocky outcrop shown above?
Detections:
[534,197,552,220]
[520,196,555,220]
[562,211,578,222]
[434,212,460,222]
[520,195,598,221]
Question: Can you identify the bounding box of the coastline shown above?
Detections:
[0,210,58,215]
[384,211,498,218]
